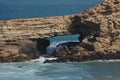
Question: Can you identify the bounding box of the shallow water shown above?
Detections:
[0,61,120,80]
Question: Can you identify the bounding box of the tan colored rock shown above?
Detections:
[52,0,120,62]
[0,0,120,62]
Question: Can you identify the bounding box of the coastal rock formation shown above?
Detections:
[0,16,71,62]
[0,0,120,62]
[51,0,120,62]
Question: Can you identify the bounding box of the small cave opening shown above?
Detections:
[36,38,50,55]
[36,34,83,55]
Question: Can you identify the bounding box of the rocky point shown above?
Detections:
[0,0,120,63]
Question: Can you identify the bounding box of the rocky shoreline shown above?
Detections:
[0,0,120,63]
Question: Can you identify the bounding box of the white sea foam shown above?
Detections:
[30,56,57,63]
[98,59,120,62]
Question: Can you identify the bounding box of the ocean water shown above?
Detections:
[0,61,120,80]
[47,34,80,54]
[0,0,103,20]
[48,34,80,47]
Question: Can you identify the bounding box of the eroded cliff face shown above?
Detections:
[0,0,120,62]
[0,16,72,62]
[0,16,71,41]
[52,0,120,62]
[75,0,120,56]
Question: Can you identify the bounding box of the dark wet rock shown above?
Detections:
[56,42,80,50]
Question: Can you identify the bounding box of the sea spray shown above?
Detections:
[30,56,57,63]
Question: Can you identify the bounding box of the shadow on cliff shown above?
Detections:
[68,15,101,43]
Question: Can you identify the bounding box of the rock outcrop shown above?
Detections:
[0,0,120,62]
[0,16,71,62]
[50,0,120,62]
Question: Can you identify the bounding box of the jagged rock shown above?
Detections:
[49,0,120,62]
[56,42,80,50]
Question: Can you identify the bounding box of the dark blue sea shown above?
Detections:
[0,0,102,20]
[1,0,120,80]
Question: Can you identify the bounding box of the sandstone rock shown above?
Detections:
[0,0,120,62]
[18,40,39,59]
[50,0,120,62]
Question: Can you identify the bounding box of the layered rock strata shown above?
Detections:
[49,0,120,62]
[0,0,120,62]
[0,16,71,62]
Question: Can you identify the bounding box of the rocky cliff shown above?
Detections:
[0,0,120,62]
[51,0,120,62]
[0,16,73,62]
